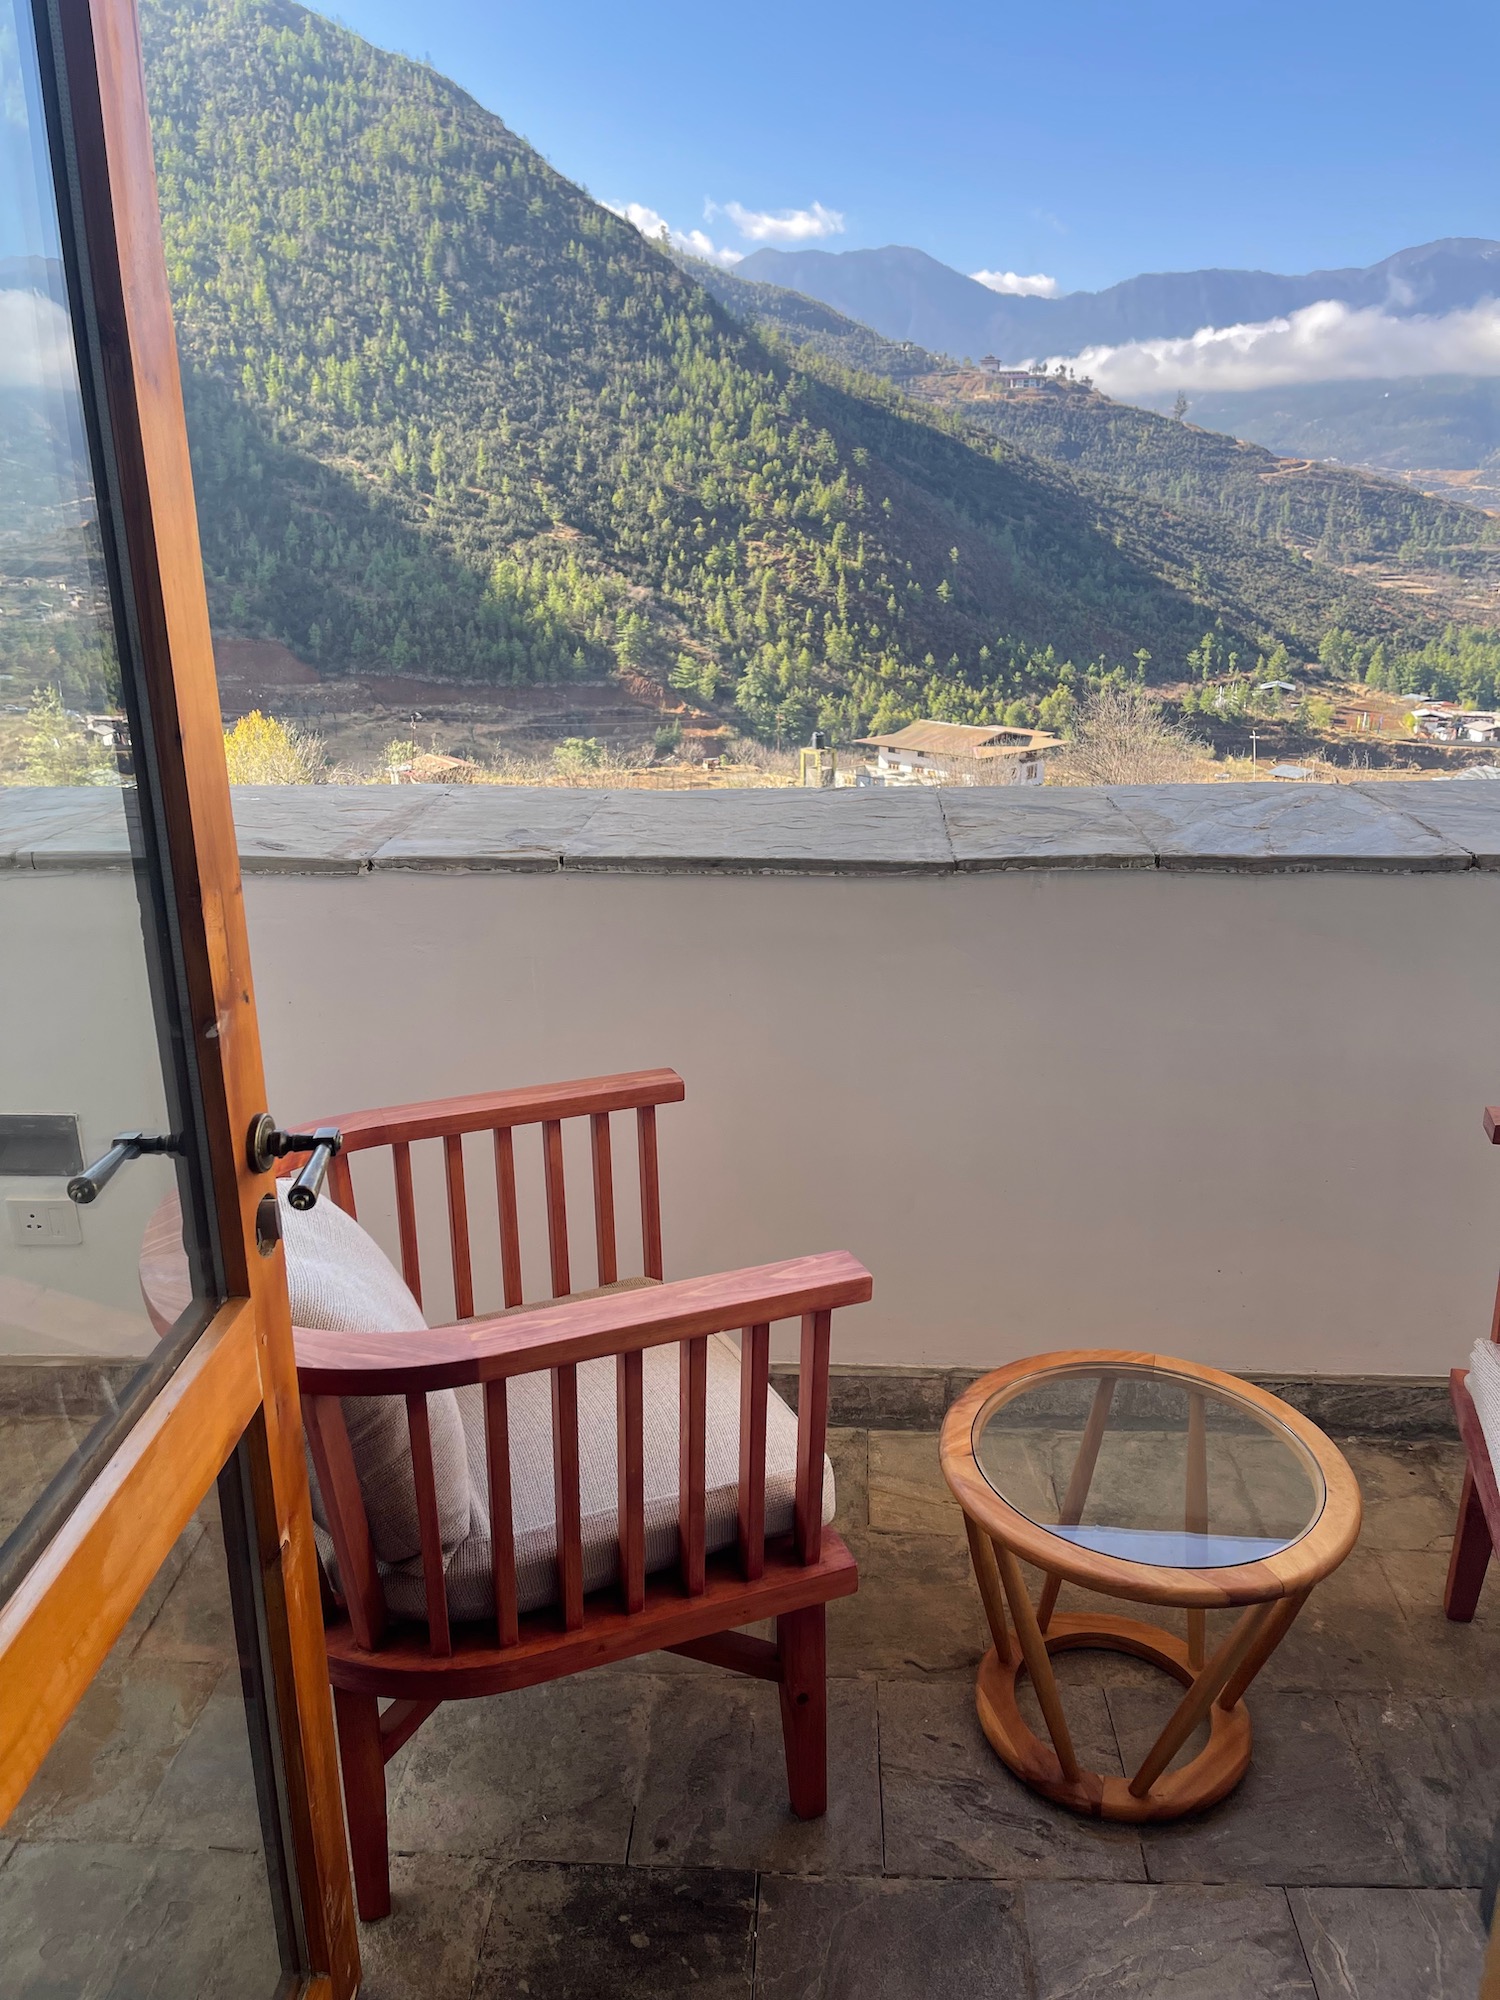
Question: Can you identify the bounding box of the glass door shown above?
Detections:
[0,0,357,1991]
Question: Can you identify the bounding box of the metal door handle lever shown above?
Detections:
[68,1132,182,1204]
[247,1115,344,1211]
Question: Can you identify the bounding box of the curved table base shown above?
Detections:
[975,1612,1254,1822]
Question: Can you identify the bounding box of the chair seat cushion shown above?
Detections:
[377,1332,835,1624]
[281,1188,835,1627]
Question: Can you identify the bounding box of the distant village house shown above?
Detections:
[854,719,1058,787]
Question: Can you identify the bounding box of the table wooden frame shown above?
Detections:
[940,1349,1362,1821]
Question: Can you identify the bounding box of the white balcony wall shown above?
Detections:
[239,865,1498,1377]
[6,784,1500,1377]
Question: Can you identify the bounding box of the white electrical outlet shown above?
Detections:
[7,1197,83,1247]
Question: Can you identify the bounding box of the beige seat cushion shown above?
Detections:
[282,1189,834,1627]
[379,1333,835,1623]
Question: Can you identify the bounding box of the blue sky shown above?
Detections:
[326,0,1499,294]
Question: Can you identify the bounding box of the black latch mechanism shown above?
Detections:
[246,1115,344,1211]
[67,1132,183,1205]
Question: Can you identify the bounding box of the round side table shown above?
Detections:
[939,1349,1362,1822]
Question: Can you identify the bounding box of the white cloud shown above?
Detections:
[0,289,76,390]
[712,200,845,244]
[971,270,1060,298]
[604,201,743,267]
[1046,298,1500,397]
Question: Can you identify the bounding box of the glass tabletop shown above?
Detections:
[973,1362,1325,1569]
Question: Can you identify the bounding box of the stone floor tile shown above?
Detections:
[129,1515,238,1667]
[0,1416,91,1537]
[754,1874,1032,1999]
[1372,1548,1500,1698]
[1253,1552,1423,1695]
[1115,1690,1406,1885]
[828,1528,989,1677]
[631,1674,881,1874]
[131,1668,265,1851]
[1288,1886,1488,1999]
[827,1427,870,1531]
[356,1853,497,2000]
[4,1655,221,1843]
[1024,1881,1315,1998]
[867,1430,965,1535]
[0,1840,281,1998]
[386,1666,651,1863]
[1340,1443,1455,1553]
[1338,1694,1500,1887]
[878,1677,1145,1881]
[1400,1438,1469,1513]
[474,1860,755,1999]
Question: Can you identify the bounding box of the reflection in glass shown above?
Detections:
[1,1492,282,1993]
[973,1364,1325,1569]
[2,0,124,771]
[0,0,198,1580]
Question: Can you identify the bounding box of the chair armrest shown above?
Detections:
[294,1251,872,1396]
[312,1069,684,1153]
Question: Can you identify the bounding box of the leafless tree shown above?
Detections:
[1050,682,1203,786]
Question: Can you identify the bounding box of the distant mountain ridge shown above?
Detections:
[735,239,1500,365]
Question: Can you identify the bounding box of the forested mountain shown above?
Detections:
[1129,378,1500,481]
[110,0,1428,738]
[735,240,1500,367]
[693,260,1497,560]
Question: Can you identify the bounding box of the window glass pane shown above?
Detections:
[0,1489,283,1994]
[0,0,213,1587]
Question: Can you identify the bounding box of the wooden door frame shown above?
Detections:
[0,0,359,1990]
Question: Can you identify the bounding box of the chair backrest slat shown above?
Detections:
[404,1391,452,1656]
[542,1119,570,1298]
[493,1126,524,1308]
[391,1140,422,1309]
[483,1379,519,1648]
[590,1112,617,1287]
[328,1151,357,1219]
[794,1308,832,1564]
[443,1133,474,1320]
[551,1363,585,1629]
[637,1106,663,1279]
[616,1349,645,1612]
[303,1393,386,1651]
[679,1335,708,1594]
[737,1322,770,1581]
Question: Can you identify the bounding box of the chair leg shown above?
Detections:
[1445,1462,1493,1622]
[333,1687,392,1922]
[776,1605,827,1820]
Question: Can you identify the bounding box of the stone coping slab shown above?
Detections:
[2,780,1500,875]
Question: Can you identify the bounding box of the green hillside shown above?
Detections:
[138,0,1428,740]
[692,262,1496,562]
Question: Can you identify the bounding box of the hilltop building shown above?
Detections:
[854,719,1058,786]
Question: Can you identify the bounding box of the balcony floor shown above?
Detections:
[3,1422,1495,1997]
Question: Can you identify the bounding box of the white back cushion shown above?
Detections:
[280,1184,470,1564]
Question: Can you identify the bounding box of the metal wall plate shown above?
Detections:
[0,1114,84,1177]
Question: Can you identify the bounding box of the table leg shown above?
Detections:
[994,1540,1080,1784]
[1186,1390,1208,1668]
[964,1513,1013,1667]
[1037,1374,1116,1633]
[1216,1589,1308,1712]
[1127,1601,1271,1799]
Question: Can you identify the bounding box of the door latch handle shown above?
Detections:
[67,1131,182,1205]
[247,1115,344,1211]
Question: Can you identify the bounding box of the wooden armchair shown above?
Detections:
[1444,1105,1500,1621]
[141,1068,870,1920]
